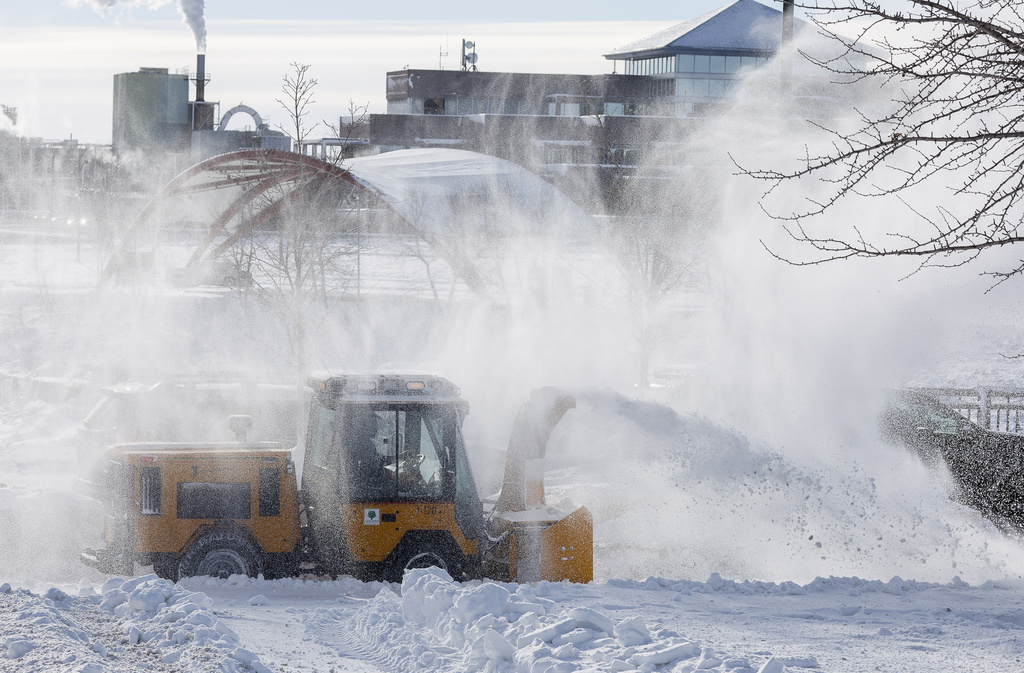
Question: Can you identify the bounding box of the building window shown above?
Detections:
[547,101,582,117]
[604,102,625,116]
[423,98,444,115]
[652,79,676,98]
[675,53,768,75]
[454,99,490,115]
[544,144,592,164]
[624,57,681,76]
[709,79,731,97]
[599,147,638,166]
[677,78,712,98]
[498,100,523,115]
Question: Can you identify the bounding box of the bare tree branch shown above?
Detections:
[738,0,1024,279]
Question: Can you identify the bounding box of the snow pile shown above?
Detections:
[321,567,767,673]
[607,572,951,599]
[0,575,272,672]
[543,390,1024,585]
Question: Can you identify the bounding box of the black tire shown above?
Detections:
[178,531,264,580]
[383,533,463,584]
[153,555,179,582]
[264,552,300,580]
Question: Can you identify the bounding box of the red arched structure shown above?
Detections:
[104,149,488,296]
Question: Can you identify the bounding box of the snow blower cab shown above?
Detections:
[301,374,592,583]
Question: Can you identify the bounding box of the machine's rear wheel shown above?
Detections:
[178,531,264,580]
[384,534,463,583]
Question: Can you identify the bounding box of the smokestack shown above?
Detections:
[196,53,206,102]
[780,0,794,94]
[782,0,794,44]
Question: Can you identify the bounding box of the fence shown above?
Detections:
[916,387,1024,434]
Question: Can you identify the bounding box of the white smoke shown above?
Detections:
[177,0,207,53]
[71,0,206,53]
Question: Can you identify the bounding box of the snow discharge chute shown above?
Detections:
[491,387,593,584]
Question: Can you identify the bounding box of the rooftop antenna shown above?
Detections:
[440,35,449,70]
[461,39,478,72]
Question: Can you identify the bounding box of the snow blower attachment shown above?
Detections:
[82,374,592,584]
[487,387,593,583]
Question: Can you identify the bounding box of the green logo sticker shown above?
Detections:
[364,508,380,525]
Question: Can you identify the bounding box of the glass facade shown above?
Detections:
[620,54,766,76]
[613,52,771,113]
[673,54,768,74]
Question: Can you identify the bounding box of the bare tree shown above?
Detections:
[614,214,704,387]
[277,61,319,153]
[331,98,371,162]
[742,0,1024,284]
[244,187,357,365]
[235,63,359,377]
[605,141,711,386]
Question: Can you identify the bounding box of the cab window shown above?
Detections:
[305,401,336,469]
[341,405,453,501]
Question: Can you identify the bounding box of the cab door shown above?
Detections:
[336,404,480,565]
[105,459,136,574]
[300,399,351,573]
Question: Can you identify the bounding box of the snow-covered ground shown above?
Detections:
[7,567,1024,673]
[5,229,1024,673]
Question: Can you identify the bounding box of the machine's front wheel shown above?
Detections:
[153,555,179,582]
[178,531,264,580]
[384,534,463,583]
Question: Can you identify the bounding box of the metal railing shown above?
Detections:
[915,387,1024,434]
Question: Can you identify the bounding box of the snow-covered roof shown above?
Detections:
[345,148,594,238]
[605,0,787,59]
[345,148,596,299]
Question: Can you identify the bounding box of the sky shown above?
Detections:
[0,0,752,144]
